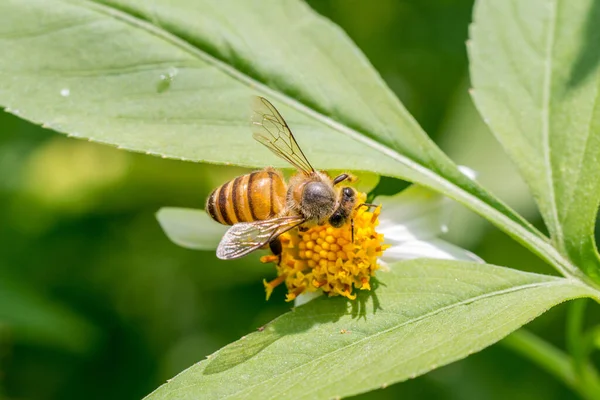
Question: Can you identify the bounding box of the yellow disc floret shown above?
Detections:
[261,193,388,301]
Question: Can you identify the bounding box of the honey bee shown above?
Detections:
[207,96,361,260]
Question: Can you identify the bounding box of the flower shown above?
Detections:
[261,193,387,302]
[156,171,481,305]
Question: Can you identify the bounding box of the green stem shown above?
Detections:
[565,301,600,399]
[502,329,600,400]
[567,299,588,377]
[582,327,600,359]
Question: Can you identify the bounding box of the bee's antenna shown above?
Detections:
[333,173,357,186]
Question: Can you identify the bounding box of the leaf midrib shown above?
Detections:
[161,278,579,399]
[65,0,583,281]
[541,0,564,247]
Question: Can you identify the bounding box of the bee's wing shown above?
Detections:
[216,216,305,260]
[251,96,315,174]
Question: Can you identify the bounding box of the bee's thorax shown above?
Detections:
[287,171,336,224]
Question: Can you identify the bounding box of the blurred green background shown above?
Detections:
[0,1,593,399]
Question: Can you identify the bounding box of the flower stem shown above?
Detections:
[567,299,588,377]
[502,329,600,400]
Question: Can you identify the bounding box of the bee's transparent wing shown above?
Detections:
[216,216,305,260]
[251,96,314,174]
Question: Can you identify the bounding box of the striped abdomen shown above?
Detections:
[206,169,287,225]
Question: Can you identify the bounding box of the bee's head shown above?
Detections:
[329,187,357,228]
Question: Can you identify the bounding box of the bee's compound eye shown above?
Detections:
[342,187,354,198]
[329,213,344,228]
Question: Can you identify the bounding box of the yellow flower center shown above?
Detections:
[261,193,388,301]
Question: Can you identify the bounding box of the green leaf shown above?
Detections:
[469,0,600,278]
[145,260,594,399]
[0,0,577,279]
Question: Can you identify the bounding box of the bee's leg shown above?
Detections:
[351,218,355,243]
[298,226,309,232]
[268,237,283,264]
[269,237,282,256]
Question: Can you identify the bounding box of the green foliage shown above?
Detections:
[0,0,558,277]
[0,275,97,353]
[1,0,600,399]
[470,0,600,279]
[146,260,594,400]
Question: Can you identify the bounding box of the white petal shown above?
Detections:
[156,207,227,250]
[381,238,483,264]
[294,290,323,307]
[376,185,450,242]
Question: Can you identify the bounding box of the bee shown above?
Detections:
[207,96,359,260]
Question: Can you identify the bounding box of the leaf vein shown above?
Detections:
[541,0,564,245]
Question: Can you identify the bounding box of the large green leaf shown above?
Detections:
[145,260,594,399]
[469,0,600,278]
[0,0,578,279]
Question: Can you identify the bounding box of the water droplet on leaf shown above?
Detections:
[5,107,21,116]
[156,67,178,93]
